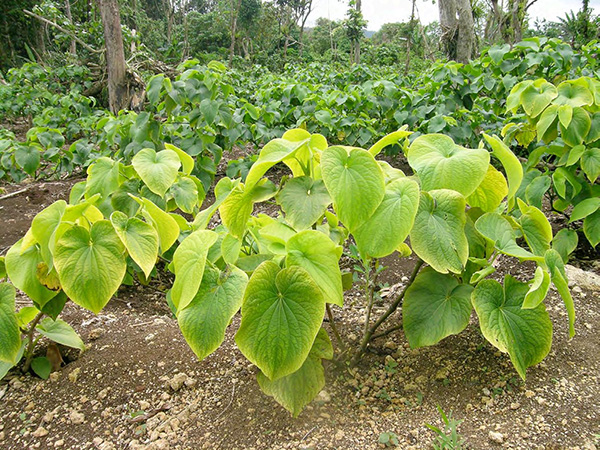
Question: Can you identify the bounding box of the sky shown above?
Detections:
[306,0,600,32]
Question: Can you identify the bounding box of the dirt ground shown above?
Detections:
[0,178,599,450]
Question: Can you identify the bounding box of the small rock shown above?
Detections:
[9,378,24,390]
[317,390,331,403]
[49,372,60,382]
[510,402,520,410]
[525,390,535,398]
[54,440,64,447]
[69,368,81,383]
[89,329,104,340]
[565,265,600,291]
[169,373,189,391]
[139,401,151,410]
[70,410,85,424]
[489,431,504,444]
[32,427,49,437]
[92,437,104,446]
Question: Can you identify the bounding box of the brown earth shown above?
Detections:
[0,179,599,450]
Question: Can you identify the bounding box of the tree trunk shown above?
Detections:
[438,0,473,63]
[64,0,77,55]
[354,0,361,64]
[98,0,131,114]
[455,0,474,63]
[439,0,458,60]
[405,0,416,74]
[228,0,242,68]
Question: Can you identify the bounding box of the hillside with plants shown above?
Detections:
[0,0,599,449]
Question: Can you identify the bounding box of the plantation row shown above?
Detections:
[0,36,598,416]
[0,126,580,415]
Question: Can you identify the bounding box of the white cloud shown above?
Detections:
[306,0,600,32]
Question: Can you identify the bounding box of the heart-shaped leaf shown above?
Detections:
[235,261,325,381]
[472,275,552,379]
[171,230,218,311]
[277,177,331,230]
[0,283,20,364]
[178,266,248,360]
[132,148,181,196]
[409,190,468,274]
[408,134,489,197]
[321,146,385,232]
[286,230,344,307]
[403,268,473,348]
[110,211,159,278]
[54,221,126,313]
[353,177,420,258]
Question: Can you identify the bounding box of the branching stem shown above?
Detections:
[351,258,423,366]
[22,312,45,373]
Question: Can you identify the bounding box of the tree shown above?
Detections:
[98,0,131,113]
[345,0,366,64]
[438,0,474,63]
[228,0,243,67]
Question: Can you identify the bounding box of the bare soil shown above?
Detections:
[0,179,599,450]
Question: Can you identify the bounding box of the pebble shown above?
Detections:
[317,390,331,403]
[169,373,189,391]
[69,368,81,383]
[32,427,49,437]
[489,431,504,444]
[70,410,85,424]
[54,440,64,447]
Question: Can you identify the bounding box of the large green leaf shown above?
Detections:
[171,230,218,311]
[522,266,551,309]
[178,265,248,360]
[475,213,536,259]
[85,157,120,199]
[483,134,523,208]
[518,200,553,257]
[110,211,159,278]
[584,209,600,247]
[235,261,325,380]
[54,221,126,313]
[472,276,552,379]
[37,318,85,350]
[0,283,20,364]
[6,239,59,307]
[569,197,600,222]
[321,146,385,232]
[403,268,473,348]
[132,148,181,196]
[520,79,557,118]
[544,249,575,338]
[286,230,343,307]
[407,134,489,196]
[536,105,559,143]
[368,129,411,157]
[31,201,67,270]
[580,147,600,182]
[554,79,594,107]
[466,165,508,212]
[137,197,180,253]
[245,137,309,188]
[276,177,331,230]
[219,183,255,239]
[164,143,194,175]
[257,328,332,417]
[409,190,468,274]
[169,176,199,214]
[560,107,591,147]
[193,178,239,230]
[552,228,578,262]
[353,177,420,258]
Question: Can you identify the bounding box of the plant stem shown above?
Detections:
[326,304,346,353]
[371,323,404,341]
[22,312,44,373]
[351,258,423,366]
